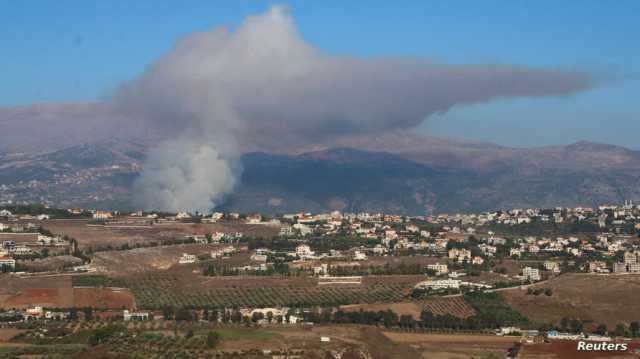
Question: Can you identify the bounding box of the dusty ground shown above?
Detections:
[91,243,247,273]
[382,331,518,358]
[0,274,135,309]
[41,219,279,250]
[501,273,640,327]
[73,287,136,310]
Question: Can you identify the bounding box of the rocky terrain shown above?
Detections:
[1,134,639,215]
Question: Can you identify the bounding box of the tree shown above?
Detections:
[614,323,627,337]
[162,306,175,320]
[544,288,553,296]
[185,329,194,339]
[596,324,608,335]
[206,331,219,348]
[83,307,93,321]
[266,311,274,324]
[251,312,264,323]
[630,322,640,337]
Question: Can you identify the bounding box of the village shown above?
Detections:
[2,201,640,357]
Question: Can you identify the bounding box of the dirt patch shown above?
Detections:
[73,287,136,310]
[341,301,423,319]
[501,273,640,327]
[0,275,73,309]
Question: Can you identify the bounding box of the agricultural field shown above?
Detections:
[73,287,136,310]
[0,275,74,309]
[41,219,279,250]
[501,273,640,328]
[422,296,476,319]
[382,331,518,359]
[123,273,413,309]
[0,274,135,310]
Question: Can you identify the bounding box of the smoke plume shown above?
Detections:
[118,5,593,212]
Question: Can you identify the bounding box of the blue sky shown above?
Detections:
[1,0,638,148]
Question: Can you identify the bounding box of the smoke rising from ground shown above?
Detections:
[118,5,593,212]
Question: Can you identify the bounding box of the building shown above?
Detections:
[415,279,461,290]
[0,256,15,269]
[178,253,197,264]
[123,310,150,321]
[93,211,113,220]
[522,267,541,281]
[613,262,627,273]
[353,250,367,261]
[471,256,484,265]
[629,263,640,273]
[427,263,449,276]
[544,261,561,273]
[295,244,314,259]
[448,248,472,261]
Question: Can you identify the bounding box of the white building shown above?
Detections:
[522,267,541,281]
[415,279,461,290]
[353,250,367,261]
[427,263,449,276]
[178,253,197,264]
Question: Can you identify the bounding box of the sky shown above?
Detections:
[1,0,638,148]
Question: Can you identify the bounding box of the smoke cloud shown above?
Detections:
[118,5,593,212]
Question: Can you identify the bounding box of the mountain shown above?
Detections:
[1,137,640,214]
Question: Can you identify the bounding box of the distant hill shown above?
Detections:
[1,136,640,214]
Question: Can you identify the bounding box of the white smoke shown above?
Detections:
[117,5,593,212]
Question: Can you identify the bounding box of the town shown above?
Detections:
[1,201,640,357]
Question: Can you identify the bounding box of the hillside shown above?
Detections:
[1,137,640,214]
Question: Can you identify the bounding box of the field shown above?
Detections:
[0,275,74,308]
[500,273,640,327]
[123,273,414,309]
[73,287,136,309]
[340,296,476,320]
[382,331,518,359]
[422,296,476,319]
[41,219,279,250]
[0,274,135,309]
[91,244,246,273]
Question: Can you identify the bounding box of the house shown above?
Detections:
[624,251,638,265]
[175,212,191,220]
[314,263,328,276]
[0,210,12,217]
[246,214,262,224]
[471,256,484,265]
[123,310,150,321]
[178,253,197,264]
[295,244,314,259]
[427,263,449,275]
[588,261,608,273]
[543,261,560,273]
[629,263,640,273]
[448,248,471,261]
[522,267,540,281]
[613,262,627,273]
[509,248,522,258]
[353,251,367,261]
[93,210,113,220]
[0,256,15,269]
[11,245,31,255]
